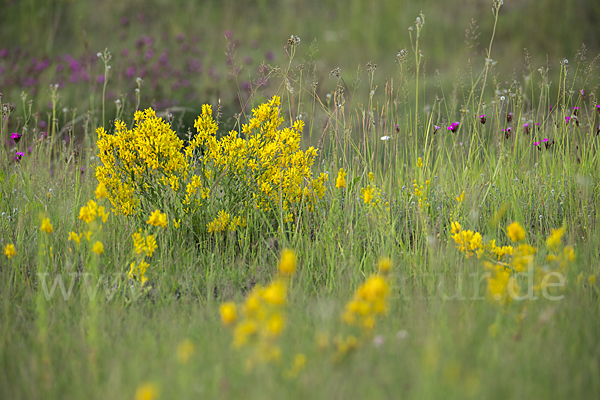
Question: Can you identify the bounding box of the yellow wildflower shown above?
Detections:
[506,222,525,242]
[361,186,374,204]
[220,302,237,326]
[4,244,17,259]
[589,275,596,285]
[335,168,346,189]
[91,241,104,255]
[546,226,565,249]
[40,218,53,234]
[94,182,108,199]
[134,382,159,400]
[368,172,374,182]
[266,313,285,337]
[79,200,98,224]
[278,249,296,276]
[68,231,82,245]
[378,257,392,274]
[147,209,168,228]
[262,280,287,305]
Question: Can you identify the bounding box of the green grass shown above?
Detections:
[1,1,600,399]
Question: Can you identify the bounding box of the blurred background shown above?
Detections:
[1,0,599,124]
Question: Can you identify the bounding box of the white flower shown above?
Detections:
[380,136,391,141]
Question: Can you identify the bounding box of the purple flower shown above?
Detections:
[14,151,24,161]
[0,49,8,58]
[596,105,600,114]
[396,124,400,133]
[27,146,33,154]
[120,17,129,27]
[126,66,136,79]
[580,89,585,100]
[144,49,154,61]
[243,55,252,65]
[11,132,22,143]
[434,125,440,134]
[159,52,168,64]
[597,125,600,136]
[224,30,233,39]
[523,123,530,134]
[565,116,571,124]
[266,51,275,62]
[478,115,486,124]
[534,141,540,146]
[506,112,513,122]
[39,120,47,129]
[503,127,511,139]
[572,106,579,116]
[448,122,459,133]
[121,48,129,57]
[97,75,105,84]
[176,33,186,42]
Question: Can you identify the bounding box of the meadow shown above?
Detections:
[1,0,600,399]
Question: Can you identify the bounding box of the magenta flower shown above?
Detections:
[448,122,459,133]
[14,151,24,162]
[596,105,600,114]
[580,89,585,100]
[565,116,571,124]
[523,123,530,134]
[434,125,440,134]
[506,112,513,123]
[572,106,579,116]
[395,124,400,133]
[597,125,600,136]
[503,127,511,139]
[11,132,22,143]
[478,115,486,124]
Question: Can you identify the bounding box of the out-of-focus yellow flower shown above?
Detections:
[589,275,596,285]
[91,241,104,255]
[546,226,565,249]
[378,257,392,274]
[278,249,296,276]
[94,182,108,199]
[147,210,168,228]
[40,218,53,234]
[79,200,98,224]
[176,339,195,364]
[68,231,82,245]
[335,168,346,189]
[368,172,374,182]
[284,353,306,379]
[220,302,237,326]
[416,157,423,168]
[134,382,159,400]
[456,191,465,203]
[266,313,285,336]
[507,222,525,242]
[4,244,17,259]
[262,280,287,305]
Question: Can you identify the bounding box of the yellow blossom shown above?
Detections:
[68,231,82,245]
[147,210,168,228]
[589,275,596,285]
[361,186,374,204]
[335,168,346,189]
[220,302,237,326]
[378,257,392,274]
[4,244,17,259]
[40,218,53,234]
[94,182,108,199]
[79,200,98,224]
[134,382,159,400]
[507,222,525,242]
[546,226,565,249]
[278,249,296,276]
[91,241,104,255]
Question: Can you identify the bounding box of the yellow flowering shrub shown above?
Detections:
[95,96,327,233]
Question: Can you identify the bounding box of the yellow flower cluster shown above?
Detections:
[95,96,327,231]
[147,209,168,228]
[68,190,110,258]
[40,217,54,234]
[450,221,484,258]
[333,258,392,360]
[96,109,188,216]
[207,210,246,234]
[220,249,297,369]
[4,244,17,259]
[413,178,430,209]
[451,221,575,304]
[336,168,346,189]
